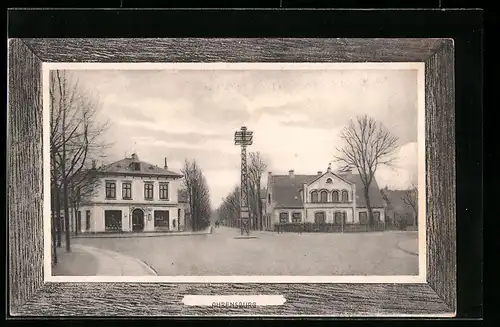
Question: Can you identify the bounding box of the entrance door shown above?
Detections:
[132,209,145,232]
[314,211,326,224]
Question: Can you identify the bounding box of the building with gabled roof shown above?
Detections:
[380,188,417,226]
[263,164,386,230]
[75,153,185,233]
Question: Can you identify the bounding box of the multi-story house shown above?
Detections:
[264,164,386,230]
[76,153,184,233]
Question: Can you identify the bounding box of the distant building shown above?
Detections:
[380,188,416,226]
[264,165,386,230]
[73,153,185,233]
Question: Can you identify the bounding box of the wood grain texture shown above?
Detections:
[22,38,444,63]
[8,39,44,313]
[15,283,449,316]
[425,40,457,312]
[7,38,456,317]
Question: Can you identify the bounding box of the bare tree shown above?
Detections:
[248,152,267,230]
[181,159,212,231]
[335,115,399,230]
[68,166,104,236]
[402,185,418,227]
[218,186,241,228]
[50,70,110,252]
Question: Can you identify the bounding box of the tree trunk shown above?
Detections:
[63,180,71,252]
[364,186,374,231]
[50,187,58,265]
[257,181,263,230]
[55,186,62,247]
[73,205,79,236]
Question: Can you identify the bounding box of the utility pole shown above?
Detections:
[234,126,253,236]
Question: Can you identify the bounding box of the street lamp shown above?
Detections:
[234,126,253,236]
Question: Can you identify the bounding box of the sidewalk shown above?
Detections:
[72,226,212,239]
[52,245,99,276]
[54,244,158,276]
[397,238,419,256]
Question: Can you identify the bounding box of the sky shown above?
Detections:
[65,67,420,209]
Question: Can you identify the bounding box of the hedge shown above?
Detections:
[274,222,386,233]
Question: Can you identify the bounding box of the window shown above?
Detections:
[105,181,116,199]
[122,182,132,199]
[279,212,289,223]
[314,211,326,224]
[341,190,349,202]
[76,211,82,232]
[342,211,347,223]
[359,212,368,224]
[144,183,154,200]
[373,211,381,223]
[172,219,176,228]
[268,193,271,203]
[332,190,339,202]
[334,212,344,225]
[326,178,333,183]
[292,212,302,223]
[104,210,122,231]
[320,190,328,203]
[85,210,91,231]
[159,182,169,200]
[133,162,141,171]
[311,191,319,203]
[154,210,169,227]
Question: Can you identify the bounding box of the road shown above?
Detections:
[72,226,418,276]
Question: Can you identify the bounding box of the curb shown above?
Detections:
[140,260,159,276]
[396,241,418,256]
[72,228,213,239]
[74,244,158,276]
[131,257,159,276]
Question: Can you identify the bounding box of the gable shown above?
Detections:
[307,172,352,191]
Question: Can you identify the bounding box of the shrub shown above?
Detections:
[396,218,408,230]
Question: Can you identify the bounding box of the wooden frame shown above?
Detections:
[8,38,455,317]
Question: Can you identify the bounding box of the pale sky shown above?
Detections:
[67,68,419,209]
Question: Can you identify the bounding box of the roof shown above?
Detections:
[269,171,385,208]
[99,154,183,178]
[270,175,317,208]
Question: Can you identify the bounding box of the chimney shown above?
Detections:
[289,170,295,179]
[131,153,138,161]
[327,163,332,172]
[92,160,96,169]
[164,157,168,170]
[268,171,272,176]
[317,171,322,175]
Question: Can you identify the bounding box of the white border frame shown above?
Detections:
[43,62,426,284]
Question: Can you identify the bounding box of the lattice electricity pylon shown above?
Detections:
[234,126,253,236]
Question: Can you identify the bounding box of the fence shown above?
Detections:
[274,222,386,233]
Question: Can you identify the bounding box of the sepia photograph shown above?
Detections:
[45,63,425,281]
[8,35,461,316]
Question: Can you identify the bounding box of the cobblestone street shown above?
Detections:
[69,227,419,276]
